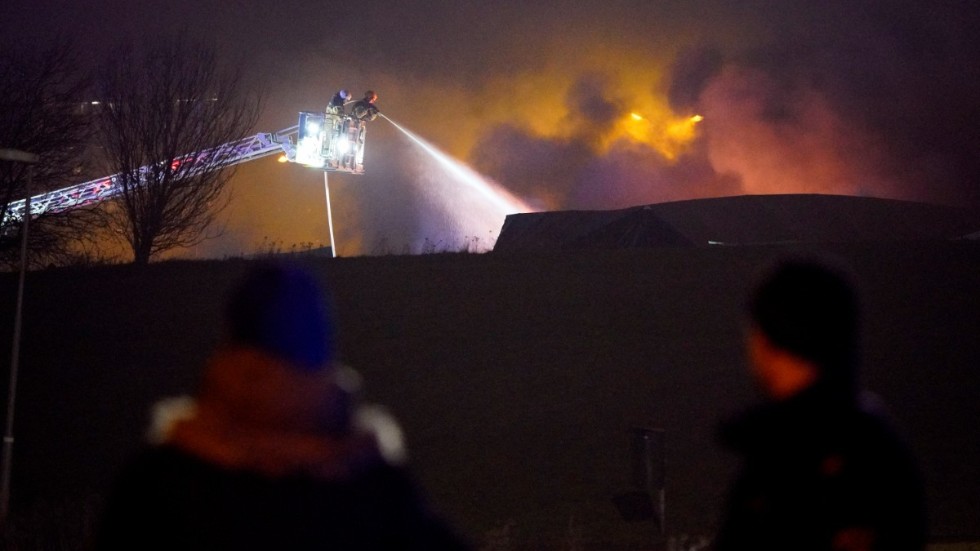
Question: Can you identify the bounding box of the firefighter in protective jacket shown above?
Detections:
[352,90,380,122]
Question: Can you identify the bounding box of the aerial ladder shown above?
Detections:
[3,109,370,225]
[2,109,372,256]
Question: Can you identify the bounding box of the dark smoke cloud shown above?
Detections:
[683,1,980,205]
[473,125,742,213]
[668,45,724,112]
[472,125,591,211]
[570,142,742,210]
[566,73,624,136]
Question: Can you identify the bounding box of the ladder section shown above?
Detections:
[3,126,298,224]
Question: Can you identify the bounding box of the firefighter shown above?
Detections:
[327,89,351,115]
[351,90,380,122]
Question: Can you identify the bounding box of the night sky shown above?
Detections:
[4,0,980,256]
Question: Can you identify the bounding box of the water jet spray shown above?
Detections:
[379,114,531,217]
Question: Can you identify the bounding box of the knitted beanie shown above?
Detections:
[225,262,334,371]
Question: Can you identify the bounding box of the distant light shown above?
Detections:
[90,101,101,105]
[277,154,288,163]
[691,114,704,122]
[630,112,644,121]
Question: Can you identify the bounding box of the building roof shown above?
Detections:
[493,194,980,252]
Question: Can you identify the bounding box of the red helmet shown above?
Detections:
[364,90,378,103]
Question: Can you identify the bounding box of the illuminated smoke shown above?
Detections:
[696,65,896,198]
[470,72,736,211]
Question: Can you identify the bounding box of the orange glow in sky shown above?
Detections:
[610,106,704,160]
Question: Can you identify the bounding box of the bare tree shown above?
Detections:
[0,41,103,268]
[95,36,261,264]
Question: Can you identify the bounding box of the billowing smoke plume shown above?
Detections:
[673,3,980,206]
[469,2,980,214]
[470,71,743,211]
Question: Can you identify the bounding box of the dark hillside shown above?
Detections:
[0,243,978,548]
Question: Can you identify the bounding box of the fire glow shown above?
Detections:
[615,110,705,160]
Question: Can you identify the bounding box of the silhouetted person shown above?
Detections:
[715,258,926,551]
[95,262,468,551]
[351,90,380,121]
[327,89,351,115]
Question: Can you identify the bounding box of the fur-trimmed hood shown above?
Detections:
[149,345,405,480]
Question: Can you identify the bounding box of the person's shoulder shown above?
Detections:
[852,393,907,441]
[843,393,921,470]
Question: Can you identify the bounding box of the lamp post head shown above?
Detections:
[0,149,39,164]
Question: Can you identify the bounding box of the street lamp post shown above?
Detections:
[0,148,39,525]
[323,172,337,258]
